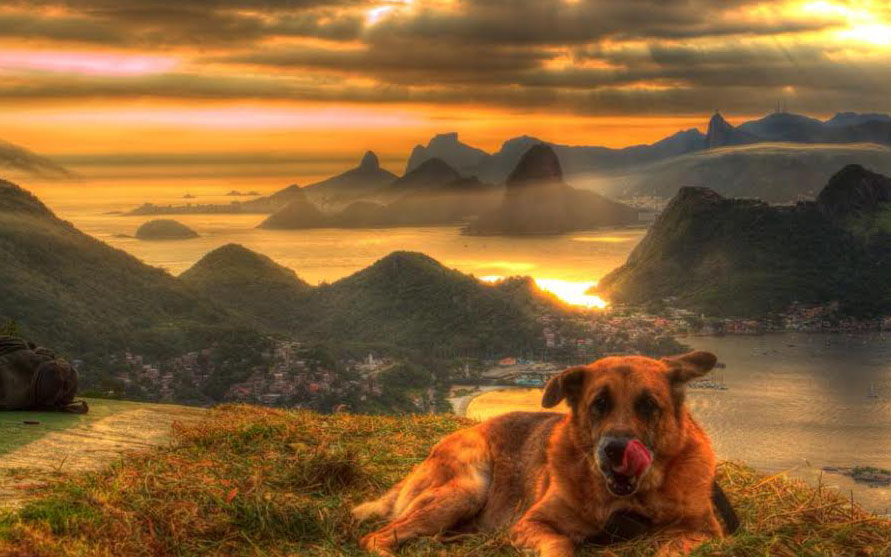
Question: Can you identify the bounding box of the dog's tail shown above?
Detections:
[712,480,740,534]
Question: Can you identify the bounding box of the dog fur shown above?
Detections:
[352,351,725,556]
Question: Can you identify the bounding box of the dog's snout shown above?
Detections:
[599,436,630,467]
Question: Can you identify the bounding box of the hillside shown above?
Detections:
[466,144,639,235]
[0,178,241,357]
[597,142,891,204]
[304,251,554,354]
[180,244,313,331]
[1,405,887,556]
[597,165,891,317]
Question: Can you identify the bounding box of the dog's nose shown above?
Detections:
[599,436,630,468]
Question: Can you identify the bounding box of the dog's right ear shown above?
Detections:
[541,366,588,408]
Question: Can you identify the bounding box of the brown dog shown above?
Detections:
[352,351,728,556]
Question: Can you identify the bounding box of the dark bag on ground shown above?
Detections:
[0,335,88,414]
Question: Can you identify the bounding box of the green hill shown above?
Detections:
[598,165,891,317]
[304,251,554,355]
[1,405,886,556]
[0,178,242,358]
[180,243,313,331]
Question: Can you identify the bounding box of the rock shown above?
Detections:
[135,219,199,240]
[816,164,891,219]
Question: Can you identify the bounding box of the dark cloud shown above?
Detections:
[366,0,840,45]
[0,139,75,178]
[0,0,888,115]
[0,12,123,43]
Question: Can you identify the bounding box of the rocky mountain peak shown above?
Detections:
[705,111,734,148]
[506,144,563,186]
[359,150,380,171]
[816,164,891,219]
[428,132,460,148]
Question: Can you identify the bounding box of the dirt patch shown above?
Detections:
[0,402,205,508]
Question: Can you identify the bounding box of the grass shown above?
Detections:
[0,405,889,556]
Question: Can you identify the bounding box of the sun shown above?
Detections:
[480,276,609,309]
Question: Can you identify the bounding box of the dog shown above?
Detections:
[352,351,735,556]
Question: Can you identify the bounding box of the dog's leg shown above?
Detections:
[352,480,405,522]
[359,477,486,555]
[511,497,582,557]
[653,513,723,556]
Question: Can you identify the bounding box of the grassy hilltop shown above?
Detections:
[1,405,888,556]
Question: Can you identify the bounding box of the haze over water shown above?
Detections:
[30,182,642,301]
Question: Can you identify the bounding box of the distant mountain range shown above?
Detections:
[597,164,891,317]
[124,110,891,221]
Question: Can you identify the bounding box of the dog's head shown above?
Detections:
[541,351,717,497]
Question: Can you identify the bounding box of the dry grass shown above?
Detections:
[0,405,888,556]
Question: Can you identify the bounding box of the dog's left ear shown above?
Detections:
[542,366,587,408]
[661,351,718,383]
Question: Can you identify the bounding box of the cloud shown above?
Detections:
[0,139,75,178]
[0,0,889,116]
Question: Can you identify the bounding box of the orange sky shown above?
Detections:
[0,0,889,185]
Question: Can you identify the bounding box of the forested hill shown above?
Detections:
[0,178,243,358]
[598,165,891,317]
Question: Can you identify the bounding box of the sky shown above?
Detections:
[1,0,890,185]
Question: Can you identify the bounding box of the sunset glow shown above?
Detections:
[481,276,609,309]
[0,0,887,184]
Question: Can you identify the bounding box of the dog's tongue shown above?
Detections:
[615,439,652,477]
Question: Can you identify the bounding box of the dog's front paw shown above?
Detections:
[654,533,709,556]
[351,501,382,522]
[360,531,397,556]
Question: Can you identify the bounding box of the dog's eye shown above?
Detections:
[635,395,659,419]
[591,392,611,416]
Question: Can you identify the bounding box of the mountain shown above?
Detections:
[405,133,490,176]
[305,251,554,354]
[403,111,891,192]
[0,139,73,179]
[816,164,891,220]
[257,188,330,229]
[825,112,891,127]
[464,144,639,235]
[303,151,397,208]
[705,111,758,148]
[599,142,891,204]
[127,184,306,216]
[0,178,238,357]
[135,219,199,240]
[597,165,891,317]
[180,244,312,330]
[263,156,501,229]
[389,158,462,192]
